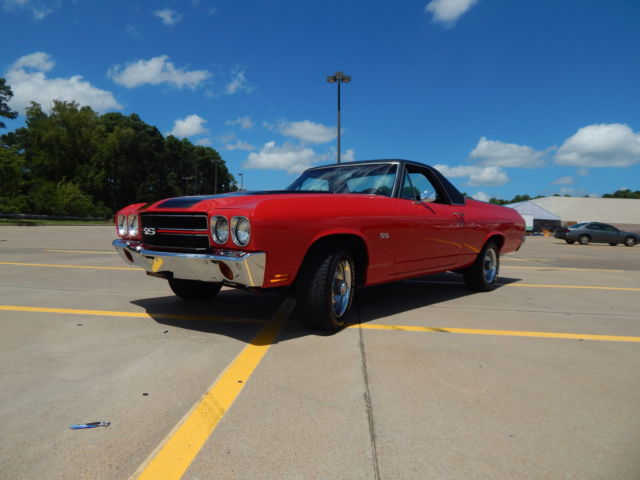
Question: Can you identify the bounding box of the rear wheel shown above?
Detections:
[168,278,222,301]
[463,241,500,292]
[565,239,575,244]
[624,236,636,247]
[609,243,618,246]
[296,247,355,331]
[578,235,590,245]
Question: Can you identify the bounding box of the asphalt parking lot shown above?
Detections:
[1,226,639,480]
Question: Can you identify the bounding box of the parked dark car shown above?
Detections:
[554,222,638,246]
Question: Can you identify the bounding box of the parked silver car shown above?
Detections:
[554,222,638,246]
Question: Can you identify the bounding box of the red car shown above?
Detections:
[113,160,525,330]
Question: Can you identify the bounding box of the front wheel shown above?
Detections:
[296,248,355,331]
[168,278,222,301]
[624,236,636,247]
[463,241,500,292]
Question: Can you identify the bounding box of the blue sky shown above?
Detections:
[2,0,639,200]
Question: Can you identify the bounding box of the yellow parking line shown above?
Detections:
[354,324,640,342]
[500,257,548,262]
[407,279,639,292]
[0,305,265,324]
[131,308,287,480]
[2,305,639,344]
[502,265,624,273]
[44,249,115,254]
[507,283,640,292]
[0,261,140,271]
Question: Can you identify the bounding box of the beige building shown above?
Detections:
[507,197,640,233]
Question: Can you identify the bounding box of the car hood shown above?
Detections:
[142,191,334,211]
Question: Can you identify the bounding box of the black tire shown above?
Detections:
[578,235,590,245]
[463,241,500,292]
[624,236,636,247]
[295,247,355,331]
[168,278,222,301]
[609,243,618,246]
[565,239,575,244]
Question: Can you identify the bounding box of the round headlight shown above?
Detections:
[231,216,250,246]
[211,216,229,244]
[117,215,127,236]
[127,215,139,237]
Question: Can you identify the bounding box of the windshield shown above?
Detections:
[286,163,398,196]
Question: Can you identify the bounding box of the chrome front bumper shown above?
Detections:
[112,239,266,287]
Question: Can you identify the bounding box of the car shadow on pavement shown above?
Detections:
[131,272,521,341]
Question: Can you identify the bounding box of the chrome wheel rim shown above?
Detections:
[332,259,353,318]
[483,248,498,284]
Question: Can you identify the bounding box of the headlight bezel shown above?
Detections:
[127,215,139,237]
[211,215,230,244]
[117,214,128,237]
[231,216,251,246]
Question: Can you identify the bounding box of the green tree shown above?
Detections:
[0,78,18,129]
[603,189,640,199]
[0,101,235,216]
[0,147,27,212]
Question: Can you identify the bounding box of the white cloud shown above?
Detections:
[554,123,640,167]
[31,4,51,20]
[279,120,336,144]
[226,116,254,130]
[577,168,589,176]
[244,141,321,174]
[425,0,478,26]
[225,70,253,95]
[469,137,546,168]
[154,8,182,25]
[552,176,574,185]
[6,52,122,113]
[195,138,212,146]
[10,51,54,72]
[3,0,53,20]
[471,191,490,202]
[342,149,356,162]
[223,140,256,151]
[557,187,576,195]
[167,114,208,138]
[434,164,509,186]
[108,55,211,89]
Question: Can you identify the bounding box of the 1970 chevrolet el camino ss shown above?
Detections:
[113,160,525,330]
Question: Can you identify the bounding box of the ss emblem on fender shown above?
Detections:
[143,227,156,236]
[379,232,390,239]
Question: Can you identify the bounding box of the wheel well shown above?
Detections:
[487,234,505,252]
[300,234,369,287]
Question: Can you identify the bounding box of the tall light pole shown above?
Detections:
[326,71,351,163]
[238,172,244,191]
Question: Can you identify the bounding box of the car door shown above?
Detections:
[586,223,605,242]
[599,224,621,243]
[393,165,464,274]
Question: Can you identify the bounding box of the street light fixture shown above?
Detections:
[326,71,351,164]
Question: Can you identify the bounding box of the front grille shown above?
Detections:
[141,213,208,230]
[141,213,210,252]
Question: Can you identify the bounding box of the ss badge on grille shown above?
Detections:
[143,227,156,236]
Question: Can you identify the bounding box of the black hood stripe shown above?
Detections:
[155,190,331,208]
